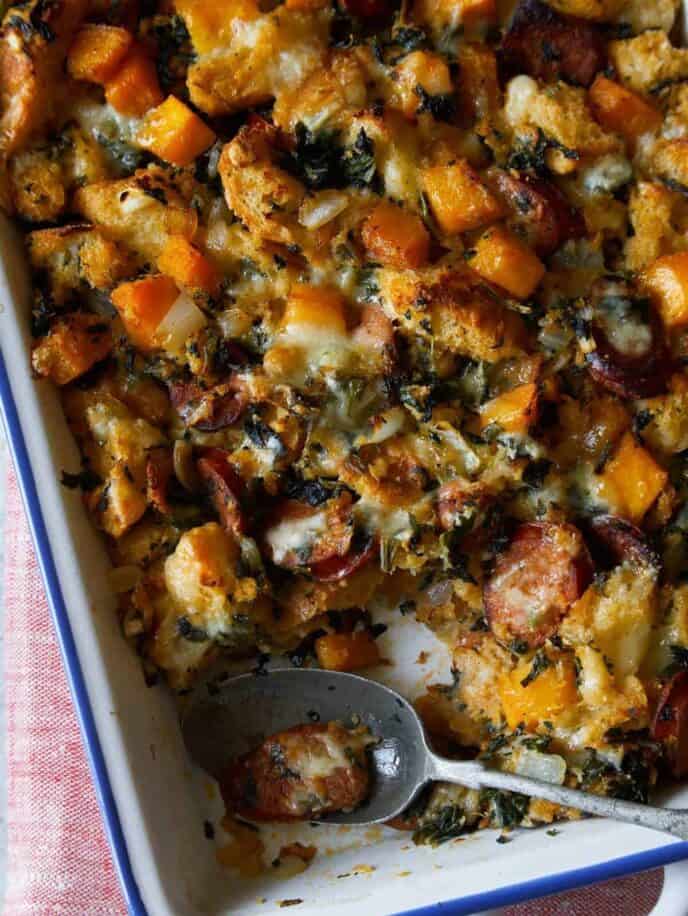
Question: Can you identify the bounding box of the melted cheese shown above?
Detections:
[265,510,329,565]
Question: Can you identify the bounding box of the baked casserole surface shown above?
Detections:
[2,0,688,840]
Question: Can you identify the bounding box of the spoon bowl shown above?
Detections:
[182,665,431,824]
[182,663,688,838]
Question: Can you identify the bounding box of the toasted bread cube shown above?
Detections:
[588,75,662,145]
[479,383,539,435]
[642,252,688,329]
[105,45,163,117]
[361,201,430,268]
[32,314,112,386]
[599,431,668,522]
[67,24,133,84]
[471,225,545,299]
[157,236,221,295]
[111,275,179,350]
[421,160,503,234]
[174,0,260,54]
[315,631,381,672]
[138,95,216,167]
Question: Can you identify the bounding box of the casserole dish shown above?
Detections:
[4,219,688,916]
[2,6,688,916]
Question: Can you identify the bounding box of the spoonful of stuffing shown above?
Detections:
[182,665,688,837]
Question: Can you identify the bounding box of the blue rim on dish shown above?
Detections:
[2,348,688,916]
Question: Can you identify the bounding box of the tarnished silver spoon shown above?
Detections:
[182,665,688,839]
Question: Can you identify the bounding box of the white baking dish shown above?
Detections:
[2,128,688,916]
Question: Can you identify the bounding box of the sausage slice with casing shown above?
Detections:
[484,522,593,648]
[498,0,606,87]
[221,722,375,821]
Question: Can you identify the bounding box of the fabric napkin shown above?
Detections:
[1,463,665,915]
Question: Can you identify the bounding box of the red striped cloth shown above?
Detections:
[1,464,664,914]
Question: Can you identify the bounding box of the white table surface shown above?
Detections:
[0,428,9,901]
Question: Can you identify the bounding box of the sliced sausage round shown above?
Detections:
[488,170,585,257]
[585,281,668,400]
[651,672,688,778]
[310,532,378,582]
[197,447,245,536]
[146,447,174,516]
[498,0,606,88]
[169,379,247,431]
[588,514,659,569]
[220,723,373,821]
[484,521,593,648]
[339,0,393,19]
[263,495,354,570]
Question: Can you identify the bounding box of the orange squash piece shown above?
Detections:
[589,75,662,145]
[598,431,668,523]
[31,314,112,386]
[284,0,329,8]
[67,24,133,85]
[157,236,221,295]
[361,201,430,268]
[105,45,164,117]
[282,284,347,334]
[111,275,179,350]
[479,382,538,435]
[459,0,497,26]
[394,51,454,119]
[315,631,381,672]
[642,251,688,329]
[421,160,503,234]
[138,95,216,167]
[500,655,578,731]
[470,225,545,299]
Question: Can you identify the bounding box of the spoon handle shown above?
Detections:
[429,756,688,841]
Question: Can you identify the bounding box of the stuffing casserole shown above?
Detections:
[2,0,688,842]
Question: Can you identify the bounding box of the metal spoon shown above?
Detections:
[182,665,688,839]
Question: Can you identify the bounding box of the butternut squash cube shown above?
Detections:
[459,0,497,25]
[105,45,163,117]
[589,75,662,145]
[421,160,503,234]
[315,631,381,672]
[642,251,688,329]
[361,201,430,268]
[157,235,221,295]
[471,226,545,299]
[32,314,112,386]
[138,95,216,167]
[500,655,578,731]
[285,0,329,8]
[599,431,668,523]
[394,51,454,119]
[282,284,347,334]
[111,275,179,350]
[67,24,133,85]
[479,382,538,435]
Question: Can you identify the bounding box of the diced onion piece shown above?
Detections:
[108,564,141,593]
[513,748,567,785]
[354,406,408,446]
[156,291,207,353]
[298,191,349,230]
